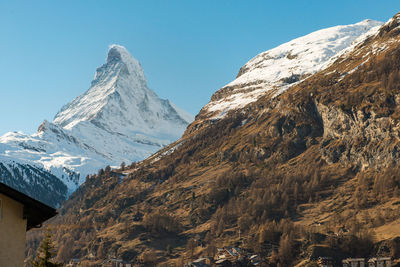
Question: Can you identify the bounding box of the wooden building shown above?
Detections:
[185,257,212,267]
[0,182,57,267]
[215,246,243,262]
[101,258,132,267]
[342,258,365,267]
[368,257,391,267]
[318,256,334,267]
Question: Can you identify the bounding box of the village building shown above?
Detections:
[249,254,261,265]
[185,257,212,267]
[342,258,366,267]
[318,256,334,267]
[215,258,232,266]
[214,247,264,266]
[368,257,391,267]
[215,246,243,262]
[101,258,132,267]
[66,258,81,267]
[0,182,57,267]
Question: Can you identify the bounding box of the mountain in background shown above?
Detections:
[28,13,400,266]
[0,44,193,207]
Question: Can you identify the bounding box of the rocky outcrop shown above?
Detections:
[317,101,400,170]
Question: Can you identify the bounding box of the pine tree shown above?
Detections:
[278,233,294,266]
[32,229,63,267]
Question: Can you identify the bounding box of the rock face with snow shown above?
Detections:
[53,45,193,165]
[198,19,383,121]
[0,45,193,206]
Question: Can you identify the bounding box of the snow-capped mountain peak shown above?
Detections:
[105,44,146,82]
[54,45,147,129]
[52,44,193,157]
[0,45,193,206]
[53,44,192,136]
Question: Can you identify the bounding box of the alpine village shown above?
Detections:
[5,5,400,267]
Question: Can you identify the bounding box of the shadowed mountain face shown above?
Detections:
[26,13,400,266]
[0,45,193,207]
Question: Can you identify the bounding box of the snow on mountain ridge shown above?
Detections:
[232,19,383,87]
[204,19,383,117]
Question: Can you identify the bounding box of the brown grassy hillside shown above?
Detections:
[26,12,400,267]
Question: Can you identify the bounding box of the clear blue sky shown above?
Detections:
[0,1,399,135]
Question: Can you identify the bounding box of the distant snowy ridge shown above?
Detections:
[204,19,383,118]
[0,45,193,206]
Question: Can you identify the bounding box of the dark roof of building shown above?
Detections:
[0,182,57,230]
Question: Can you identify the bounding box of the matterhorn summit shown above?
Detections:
[53,44,193,161]
[0,45,193,206]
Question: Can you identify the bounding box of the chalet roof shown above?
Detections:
[192,257,208,263]
[0,182,57,230]
[342,258,365,263]
[215,259,231,264]
[368,257,391,262]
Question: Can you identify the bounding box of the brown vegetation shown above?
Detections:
[26,12,400,266]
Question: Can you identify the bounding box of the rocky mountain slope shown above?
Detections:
[0,45,193,206]
[197,19,382,122]
[27,12,400,266]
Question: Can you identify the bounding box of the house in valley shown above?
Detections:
[66,258,81,267]
[342,258,365,267]
[185,257,212,267]
[0,182,57,267]
[318,256,334,267]
[368,257,391,267]
[216,246,243,262]
[101,258,132,267]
